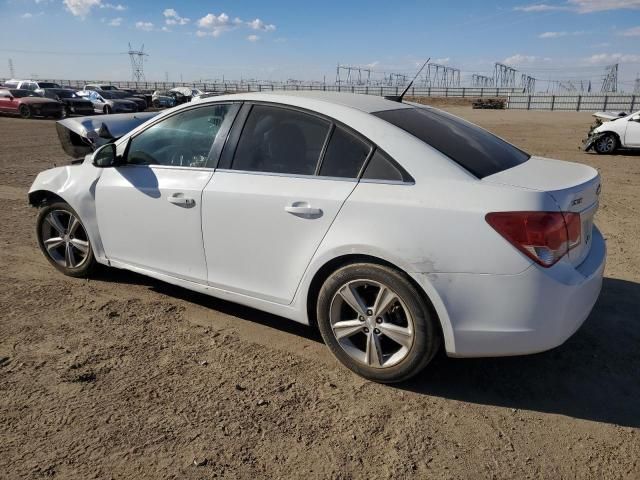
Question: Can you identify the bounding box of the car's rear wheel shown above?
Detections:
[19,105,31,119]
[317,263,440,383]
[103,105,112,115]
[36,202,97,277]
[594,134,617,154]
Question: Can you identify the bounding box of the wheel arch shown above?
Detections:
[304,253,455,353]
[28,189,67,208]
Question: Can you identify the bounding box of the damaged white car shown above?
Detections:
[584,110,640,154]
[29,92,605,383]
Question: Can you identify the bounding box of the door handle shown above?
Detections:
[285,202,323,217]
[167,193,195,207]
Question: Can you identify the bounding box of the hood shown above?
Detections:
[20,97,59,105]
[170,87,193,97]
[592,111,627,121]
[55,111,159,157]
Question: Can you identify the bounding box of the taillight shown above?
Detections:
[486,211,581,267]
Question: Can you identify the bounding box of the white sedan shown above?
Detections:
[29,92,606,383]
[584,110,640,154]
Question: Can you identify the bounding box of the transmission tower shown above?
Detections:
[633,74,640,94]
[520,74,536,93]
[127,43,149,82]
[336,65,372,86]
[494,63,517,88]
[471,74,494,87]
[601,64,618,93]
[424,64,460,88]
[8,58,15,78]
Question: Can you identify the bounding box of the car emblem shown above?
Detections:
[571,197,583,206]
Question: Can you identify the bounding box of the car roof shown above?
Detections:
[200,91,414,114]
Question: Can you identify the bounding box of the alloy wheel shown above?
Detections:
[596,136,615,153]
[329,280,415,368]
[40,210,90,268]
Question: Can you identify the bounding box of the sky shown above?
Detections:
[1,0,640,91]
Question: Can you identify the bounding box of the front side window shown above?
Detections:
[232,105,330,175]
[373,107,530,179]
[127,104,235,168]
[319,126,371,178]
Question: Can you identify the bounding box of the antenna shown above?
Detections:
[384,58,430,103]
[127,43,149,82]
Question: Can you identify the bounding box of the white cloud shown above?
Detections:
[63,0,101,17]
[108,16,122,26]
[100,3,126,10]
[515,0,640,13]
[163,8,189,26]
[619,26,640,36]
[432,57,451,64]
[503,54,551,65]
[21,12,33,18]
[568,0,640,13]
[538,30,584,38]
[514,3,569,12]
[135,21,154,31]
[586,53,640,64]
[198,12,230,28]
[247,34,260,42]
[247,18,276,31]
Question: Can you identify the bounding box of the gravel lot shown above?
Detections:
[1,104,639,479]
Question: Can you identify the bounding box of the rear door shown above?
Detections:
[202,104,372,304]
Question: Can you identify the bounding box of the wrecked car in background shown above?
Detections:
[151,90,178,108]
[40,88,95,117]
[77,90,138,114]
[0,88,64,119]
[584,110,640,154]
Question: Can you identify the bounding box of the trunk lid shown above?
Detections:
[483,156,601,267]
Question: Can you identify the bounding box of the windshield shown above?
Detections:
[49,89,77,98]
[99,91,119,99]
[38,82,61,88]
[7,89,38,98]
[101,85,118,90]
[373,107,530,179]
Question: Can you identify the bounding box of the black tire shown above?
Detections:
[103,105,112,115]
[152,100,160,108]
[19,105,31,119]
[594,133,618,154]
[316,263,440,383]
[36,202,97,278]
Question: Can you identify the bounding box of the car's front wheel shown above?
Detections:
[36,202,96,277]
[317,263,440,383]
[19,105,31,119]
[103,105,112,115]
[594,133,617,154]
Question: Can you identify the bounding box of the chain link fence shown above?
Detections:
[507,93,639,112]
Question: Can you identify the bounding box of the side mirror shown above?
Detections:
[632,116,640,123]
[92,143,118,168]
[3,94,12,100]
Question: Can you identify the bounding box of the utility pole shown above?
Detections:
[634,73,640,94]
[8,58,15,78]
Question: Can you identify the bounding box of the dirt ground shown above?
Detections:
[1,103,639,480]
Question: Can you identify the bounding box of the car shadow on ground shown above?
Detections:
[94,269,639,428]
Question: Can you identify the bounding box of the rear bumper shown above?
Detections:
[422,227,606,357]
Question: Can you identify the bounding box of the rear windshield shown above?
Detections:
[38,82,61,88]
[373,107,530,178]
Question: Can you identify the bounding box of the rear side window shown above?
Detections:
[373,107,530,178]
[232,105,330,175]
[362,150,407,182]
[319,126,371,178]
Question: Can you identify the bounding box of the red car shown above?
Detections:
[0,88,64,119]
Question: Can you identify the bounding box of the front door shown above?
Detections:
[202,104,373,304]
[624,115,640,147]
[95,103,239,283]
